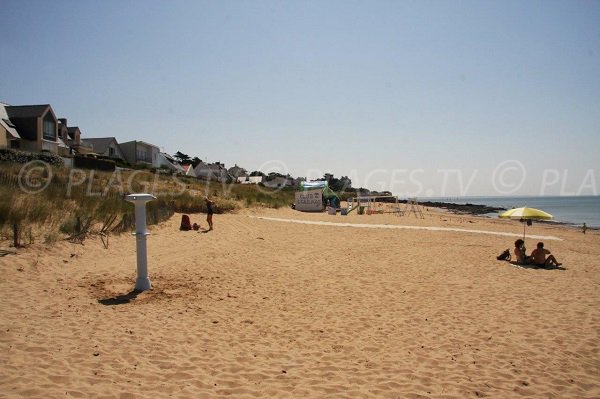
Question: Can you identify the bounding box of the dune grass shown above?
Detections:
[0,164,295,246]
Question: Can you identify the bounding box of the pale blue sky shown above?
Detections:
[1,0,599,196]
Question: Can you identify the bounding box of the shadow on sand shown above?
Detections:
[507,260,566,271]
[98,290,142,305]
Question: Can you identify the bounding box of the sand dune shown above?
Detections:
[1,207,598,398]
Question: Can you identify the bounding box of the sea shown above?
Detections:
[426,196,600,229]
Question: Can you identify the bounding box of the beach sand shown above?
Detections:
[1,207,599,398]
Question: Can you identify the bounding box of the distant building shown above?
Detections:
[228,164,248,180]
[1,103,59,153]
[181,164,196,177]
[120,140,161,168]
[56,118,93,155]
[246,175,264,184]
[194,161,232,183]
[0,103,21,150]
[81,137,126,160]
[157,152,185,173]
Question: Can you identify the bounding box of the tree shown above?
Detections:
[331,175,353,192]
[174,151,191,164]
[191,157,202,167]
[323,173,353,192]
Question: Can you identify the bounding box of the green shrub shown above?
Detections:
[0,148,64,167]
[73,155,116,171]
[59,217,78,235]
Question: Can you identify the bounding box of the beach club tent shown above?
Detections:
[295,181,340,212]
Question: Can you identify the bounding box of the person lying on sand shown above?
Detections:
[514,239,534,265]
[531,242,562,268]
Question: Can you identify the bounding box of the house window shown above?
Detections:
[109,147,115,157]
[10,140,20,149]
[137,148,149,162]
[43,113,56,141]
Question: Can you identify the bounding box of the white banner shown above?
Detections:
[295,189,323,212]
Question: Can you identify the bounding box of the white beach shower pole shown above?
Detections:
[125,193,156,291]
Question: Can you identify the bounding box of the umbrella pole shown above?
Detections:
[523,222,526,241]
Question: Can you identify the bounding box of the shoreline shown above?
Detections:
[415,200,598,231]
[417,200,505,215]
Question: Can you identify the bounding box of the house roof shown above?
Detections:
[155,152,184,172]
[67,127,80,139]
[194,162,232,178]
[120,140,159,149]
[0,103,20,139]
[196,162,226,171]
[160,152,177,163]
[5,104,51,119]
[228,165,248,176]
[81,137,118,154]
[139,141,159,148]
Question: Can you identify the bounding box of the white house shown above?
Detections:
[157,152,185,173]
[246,175,265,184]
[181,164,196,177]
[120,140,161,168]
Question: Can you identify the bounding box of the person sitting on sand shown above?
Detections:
[531,242,562,268]
[514,239,533,264]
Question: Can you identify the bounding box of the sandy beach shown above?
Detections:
[1,207,599,398]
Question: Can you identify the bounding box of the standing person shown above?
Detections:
[582,223,587,234]
[205,197,214,231]
[531,242,562,268]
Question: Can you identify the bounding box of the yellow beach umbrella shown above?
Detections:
[499,207,554,240]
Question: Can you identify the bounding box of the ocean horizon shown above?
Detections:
[424,195,600,228]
